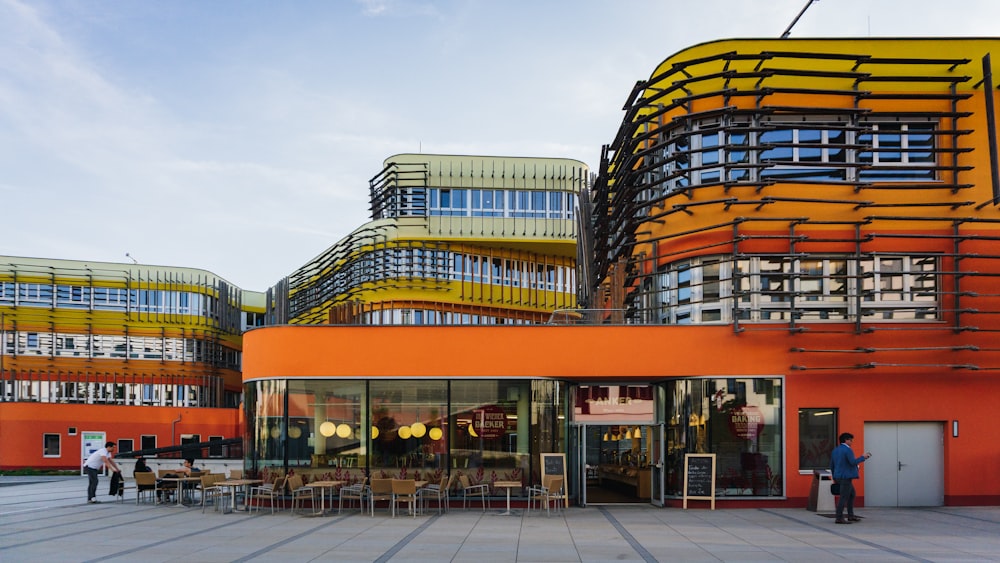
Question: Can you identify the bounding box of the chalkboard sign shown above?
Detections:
[683,453,716,510]
[540,453,568,507]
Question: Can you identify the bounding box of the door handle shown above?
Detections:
[898,461,905,471]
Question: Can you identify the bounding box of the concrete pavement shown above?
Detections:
[1,476,997,562]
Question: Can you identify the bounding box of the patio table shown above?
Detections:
[493,480,522,516]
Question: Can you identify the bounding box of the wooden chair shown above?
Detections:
[200,474,224,513]
[391,479,419,518]
[228,468,243,479]
[459,475,489,511]
[528,476,563,516]
[134,472,157,505]
[288,475,315,514]
[368,478,394,517]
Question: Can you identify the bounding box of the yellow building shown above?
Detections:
[272,154,589,326]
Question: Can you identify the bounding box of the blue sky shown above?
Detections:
[2,0,997,290]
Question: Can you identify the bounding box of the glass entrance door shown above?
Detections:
[581,424,654,504]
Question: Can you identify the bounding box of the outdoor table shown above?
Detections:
[493,480,522,516]
[160,476,201,507]
[305,480,344,515]
[214,479,263,513]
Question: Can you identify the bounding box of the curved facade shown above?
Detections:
[271,154,588,326]
[582,37,1000,506]
[0,257,263,469]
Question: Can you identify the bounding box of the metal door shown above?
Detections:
[576,425,587,507]
[650,423,665,506]
[864,422,943,507]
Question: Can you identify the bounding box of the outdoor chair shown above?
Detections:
[391,479,419,518]
[459,475,489,511]
[248,476,287,515]
[134,472,157,505]
[419,473,453,514]
[527,476,563,516]
[288,475,316,515]
[338,478,368,515]
[368,478,394,516]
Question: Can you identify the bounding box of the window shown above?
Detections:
[117,439,134,454]
[861,255,939,319]
[56,285,91,309]
[208,435,225,457]
[798,408,837,470]
[859,122,936,181]
[43,434,61,457]
[140,435,157,454]
[759,123,847,181]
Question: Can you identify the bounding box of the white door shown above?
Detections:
[864,422,944,507]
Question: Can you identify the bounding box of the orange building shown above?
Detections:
[0,258,260,470]
[241,38,1000,508]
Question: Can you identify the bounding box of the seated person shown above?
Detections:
[156,458,200,503]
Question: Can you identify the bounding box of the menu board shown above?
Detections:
[540,453,568,507]
[683,453,716,510]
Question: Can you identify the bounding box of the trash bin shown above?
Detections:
[807,469,836,513]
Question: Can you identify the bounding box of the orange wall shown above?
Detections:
[0,403,240,470]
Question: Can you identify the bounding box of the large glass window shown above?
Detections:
[449,380,530,485]
[798,408,837,471]
[245,379,565,489]
[370,380,447,479]
[665,378,782,497]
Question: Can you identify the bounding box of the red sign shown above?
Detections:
[472,405,507,439]
[728,405,764,440]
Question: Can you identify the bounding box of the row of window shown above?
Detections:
[427,188,576,219]
[0,282,223,317]
[43,434,221,458]
[381,187,576,219]
[4,379,218,407]
[2,331,241,370]
[292,247,576,318]
[646,117,938,197]
[360,308,539,326]
[634,254,938,324]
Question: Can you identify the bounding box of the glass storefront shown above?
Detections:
[246,377,782,503]
[245,379,565,487]
[664,378,783,498]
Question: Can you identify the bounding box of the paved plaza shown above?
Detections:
[1,476,997,562]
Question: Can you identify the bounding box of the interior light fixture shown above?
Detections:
[398,425,412,439]
[336,423,352,439]
[411,422,427,438]
[270,427,281,439]
[287,426,302,439]
[429,427,443,441]
[371,426,379,439]
[319,421,336,437]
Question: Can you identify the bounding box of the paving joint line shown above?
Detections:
[759,508,932,563]
[597,506,658,563]
[372,513,441,563]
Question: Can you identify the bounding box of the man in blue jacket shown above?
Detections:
[830,432,871,524]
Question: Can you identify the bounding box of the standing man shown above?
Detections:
[830,432,871,524]
[83,441,121,504]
